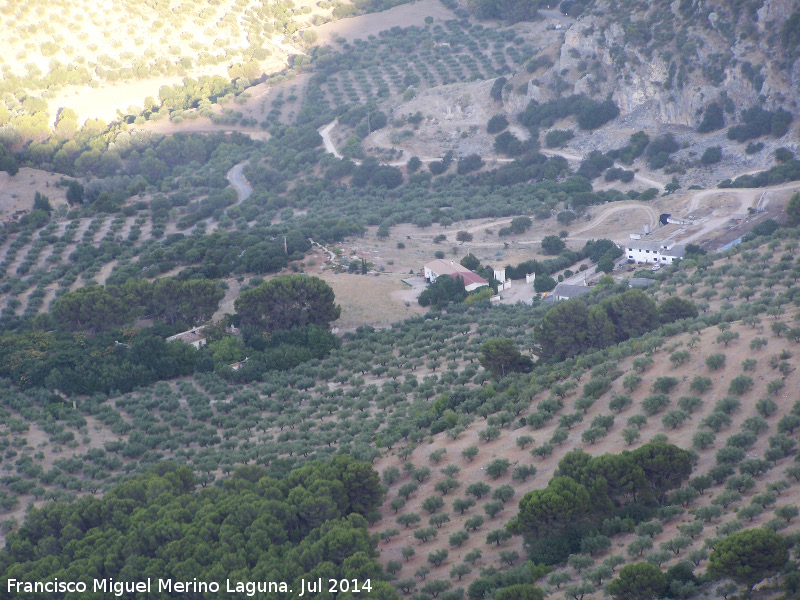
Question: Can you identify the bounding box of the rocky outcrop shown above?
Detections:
[532,3,798,129]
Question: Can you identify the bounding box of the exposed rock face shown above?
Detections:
[757,0,794,31]
[535,4,799,128]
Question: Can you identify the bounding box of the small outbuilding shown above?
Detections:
[166,327,207,349]
[628,277,655,289]
[546,282,593,302]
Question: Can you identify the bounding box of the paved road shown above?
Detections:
[226,161,252,207]
[320,121,344,160]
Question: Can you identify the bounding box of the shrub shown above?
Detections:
[450,531,470,547]
[486,459,510,479]
[701,146,722,165]
[652,376,679,394]
[642,394,671,415]
[728,375,754,395]
[689,376,712,394]
[545,129,575,148]
[609,395,633,413]
[697,103,724,133]
[457,154,483,175]
[693,430,715,450]
[487,114,509,134]
[677,396,703,413]
[705,353,726,370]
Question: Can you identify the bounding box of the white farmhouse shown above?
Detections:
[422,259,489,292]
[625,241,685,265]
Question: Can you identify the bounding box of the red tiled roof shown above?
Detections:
[448,271,488,287]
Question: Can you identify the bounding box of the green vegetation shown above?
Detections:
[727,106,793,142]
[3,5,800,600]
[707,529,789,590]
[519,94,619,131]
[0,457,394,598]
[510,442,694,564]
[536,289,679,361]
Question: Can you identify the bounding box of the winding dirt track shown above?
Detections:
[226,162,253,205]
[321,119,665,187]
[571,202,660,235]
[317,119,800,247]
[320,121,344,159]
[537,149,666,190]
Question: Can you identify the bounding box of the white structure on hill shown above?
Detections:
[423,259,489,292]
[547,282,593,302]
[493,268,511,291]
[625,241,685,265]
[166,327,207,349]
[166,324,240,349]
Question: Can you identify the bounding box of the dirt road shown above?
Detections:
[538,148,666,190]
[318,119,800,253]
[320,121,344,159]
[226,161,253,205]
[571,202,660,236]
[320,120,455,166]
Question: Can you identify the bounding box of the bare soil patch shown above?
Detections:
[315,270,426,331]
[312,0,458,45]
[0,168,69,226]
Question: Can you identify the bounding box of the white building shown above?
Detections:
[422,259,489,292]
[546,282,593,302]
[166,327,207,349]
[493,268,511,291]
[166,324,240,349]
[626,241,685,265]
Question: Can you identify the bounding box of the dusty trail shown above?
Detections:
[322,120,663,187]
[318,120,800,251]
[226,162,253,206]
[538,148,666,190]
[319,120,510,166]
[571,202,660,236]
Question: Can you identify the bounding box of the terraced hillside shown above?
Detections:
[1,1,800,599]
[2,225,800,597]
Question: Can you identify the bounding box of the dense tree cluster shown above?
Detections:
[608,562,667,600]
[719,159,800,189]
[235,274,341,337]
[479,338,533,378]
[645,134,679,169]
[536,289,662,361]
[707,529,789,590]
[498,217,533,237]
[509,442,694,564]
[783,12,800,58]
[0,325,199,394]
[418,275,469,308]
[607,131,650,166]
[52,278,224,331]
[502,239,619,281]
[487,114,509,134]
[697,102,724,133]
[467,0,545,23]
[519,95,619,131]
[0,458,394,600]
[727,106,793,142]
